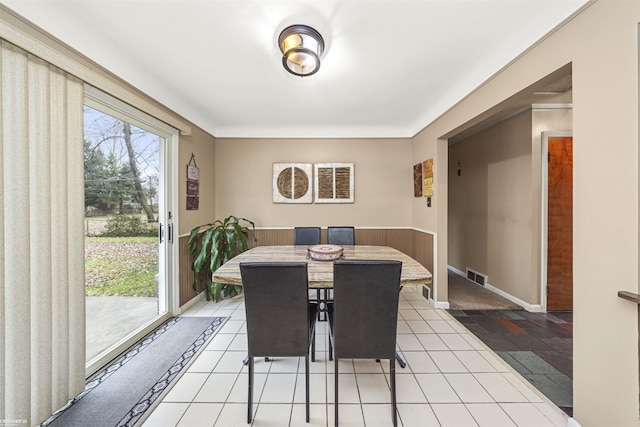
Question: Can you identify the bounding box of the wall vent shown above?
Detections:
[466,268,487,287]
[422,285,431,300]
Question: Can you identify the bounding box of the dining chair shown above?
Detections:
[240,262,319,424]
[327,259,402,427]
[293,226,321,245]
[293,226,327,320]
[327,226,355,246]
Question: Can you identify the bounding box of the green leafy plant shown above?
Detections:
[187,215,256,302]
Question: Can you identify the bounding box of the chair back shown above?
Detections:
[293,227,321,245]
[332,260,401,359]
[240,262,311,357]
[327,226,355,245]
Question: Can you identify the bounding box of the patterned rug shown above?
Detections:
[40,316,227,427]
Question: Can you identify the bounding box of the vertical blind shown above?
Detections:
[1,39,85,425]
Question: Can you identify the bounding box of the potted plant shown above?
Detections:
[187,215,256,302]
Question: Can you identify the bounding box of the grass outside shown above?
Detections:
[85,236,158,297]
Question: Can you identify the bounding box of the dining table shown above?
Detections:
[212,245,432,288]
[214,245,432,369]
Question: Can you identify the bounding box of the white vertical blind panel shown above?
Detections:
[2,39,31,423]
[0,35,5,423]
[1,39,85,425]
[27,53,53,424]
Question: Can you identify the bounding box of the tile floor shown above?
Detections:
[447,310,573,417]
[141,287,569,427]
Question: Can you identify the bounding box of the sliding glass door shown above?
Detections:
[83,87,175,374]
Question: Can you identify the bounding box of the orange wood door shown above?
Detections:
[547,136,573,310]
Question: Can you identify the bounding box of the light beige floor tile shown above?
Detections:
[397,320,413,334]
[477,350,511,372]
[259,373,297,403]
[226,372,267,403]
[353,359,384,374]
[290,403,329,426]
[500,403,558,427]
[445,373,494,403]
[532,402,569,427]
[431,403,478,426]
[399,309,423,321]
[214,403,249,427]
[397,403,440,426]
[461,333,486,351]
[327,373,361,403]
[390,372,428,403]
[164,372,209,402]
[218,320,244,334]
[187,350,224,373]
[417,309,445,321]
[251,403,293,425]
[447,320,471,334]
[440,334,475,350]
[409,299,431,309]
[356,373,391,403]
[212,351,247,373]
[416,334,449,351]
[268,356,300,373]
[213,309,235,318]
[428,351,468,373]
[415,373,460,403]
[329,403,365,427]
[227,333,247,351]
[503,372,544,402]
[401,351,439,373]
[142,402,189,427]
[466,403,517,427]
[407,320,436,334]
[454,351,497,373]
[309,353,329,374]
[229,309,246,320]
[190,310,217,318]
[205,333,234,351]
[194,373,239,403]
[293,373,327,404]
[362,403,398,426]
[473,373,528,403]
[426,320,457,334]
[332,358,355,374]
[177,402,224,427]
[396,334,425,351]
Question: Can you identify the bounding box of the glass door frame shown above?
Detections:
[84,84,179,376]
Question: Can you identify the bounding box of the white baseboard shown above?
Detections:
[179,291,205,314]
[567,417,582,427]
[448,266,543,313]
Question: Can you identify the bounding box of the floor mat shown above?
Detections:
[40,316,226,427]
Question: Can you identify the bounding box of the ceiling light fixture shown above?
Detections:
[278,24,324,77]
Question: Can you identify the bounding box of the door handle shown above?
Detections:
[159,223,164,243]
[168,224,173,243]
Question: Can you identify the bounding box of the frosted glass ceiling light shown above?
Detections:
[278,25,324,77]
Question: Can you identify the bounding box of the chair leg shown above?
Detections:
[390,358,397,427]
[305,355,310,422]
[328,334,333,361]
[247,356,254,424]
[311,326,316,362]
[334,356,339,427]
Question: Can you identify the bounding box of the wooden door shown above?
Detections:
[547,136,573,310]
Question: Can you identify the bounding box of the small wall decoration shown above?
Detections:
[422,158,433,197]
[413,163,423,197]
[314,162,354,203]
[273,163,313,203]
[186,153,199,210]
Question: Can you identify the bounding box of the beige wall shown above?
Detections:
[178,127,216,235]
[448,110,534,302]
[414,1,640,425]
[214,138,413,228]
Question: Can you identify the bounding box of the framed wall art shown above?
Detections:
[314,162,354,203]
[272,163,313,203]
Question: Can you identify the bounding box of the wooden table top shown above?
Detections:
[212,245,432,289]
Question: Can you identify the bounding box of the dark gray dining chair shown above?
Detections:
[240,262,319,424]
[293,227,327,320]
[293,226,321,246]
[327,259,402,427]
[327,226,355,246]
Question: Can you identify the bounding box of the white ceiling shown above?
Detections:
[4,0,587,138]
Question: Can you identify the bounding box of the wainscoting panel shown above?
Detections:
[178,228,435,308]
